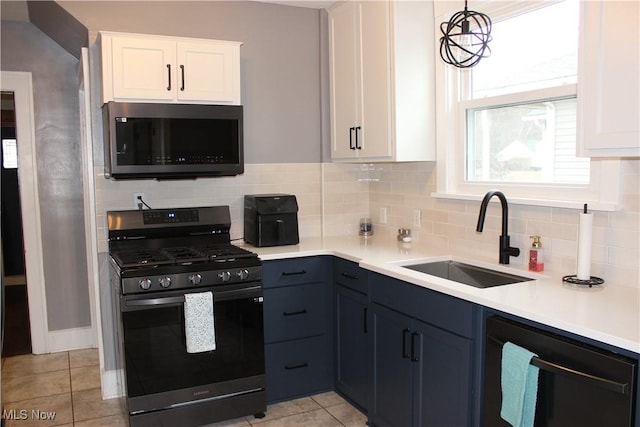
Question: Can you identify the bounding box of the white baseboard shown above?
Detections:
[46,326,95,353]
[101,368,125,399]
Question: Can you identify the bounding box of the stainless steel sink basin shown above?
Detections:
[402,260,533,288]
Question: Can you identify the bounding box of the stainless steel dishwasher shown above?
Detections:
[483,315,637,426]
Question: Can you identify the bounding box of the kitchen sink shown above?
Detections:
[401,260,533,288]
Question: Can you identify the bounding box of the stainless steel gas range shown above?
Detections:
[107,206,266,427]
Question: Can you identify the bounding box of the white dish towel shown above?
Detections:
[184,291,217,353]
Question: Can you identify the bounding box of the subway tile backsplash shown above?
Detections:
[94,163,324,252]
[367,160,640,289]
[95,160,639,288]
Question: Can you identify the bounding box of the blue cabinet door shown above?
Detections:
[413,319,472,427]
[370,272,477,427]
[335,284,369,411]
[370,303,414,427]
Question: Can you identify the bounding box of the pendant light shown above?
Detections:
[439,0,492,68]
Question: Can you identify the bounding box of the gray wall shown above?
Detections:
[1,21,91,331]
[1,0,329,354]
[58,0,326,164]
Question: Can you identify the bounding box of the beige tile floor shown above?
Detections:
[2,349,367,427]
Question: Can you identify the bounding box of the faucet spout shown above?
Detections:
[476,190,520,264]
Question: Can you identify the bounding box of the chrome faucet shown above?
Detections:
[476,190,520,264]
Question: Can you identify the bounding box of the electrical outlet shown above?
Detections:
[133,192,145,209]
[379,207,387,224]
[413,209,422,228]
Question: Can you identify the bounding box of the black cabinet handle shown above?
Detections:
[285,362,308,370]
[402,328,411,359]
[341,271,359,280]
[349,127,356,150]
[411,332,421,362]
[281,270,306,276]
[166,64,172,91]
[180,65,185,91]
[282,309,307,317]
[363,307,368,334]
[355,126,362,149]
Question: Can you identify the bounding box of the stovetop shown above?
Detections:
[107,207,262,294]
[111,244,257,269]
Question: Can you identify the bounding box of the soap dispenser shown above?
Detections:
[528,236,544,272]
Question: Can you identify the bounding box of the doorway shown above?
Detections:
[1,71,48,356]
[1,91,32,356]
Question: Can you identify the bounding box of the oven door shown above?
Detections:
[119,282,265,416]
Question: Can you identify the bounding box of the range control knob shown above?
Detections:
[189,274,202,285]
[159,276,172,288]
[218,271,231,282]
[138,278,152,290]
[237,269,250,280]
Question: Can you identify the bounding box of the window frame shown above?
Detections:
[432,0,621,211]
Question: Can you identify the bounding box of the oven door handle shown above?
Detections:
[214,284,263,301]
[123,284,263,311]
[124,296,185,309]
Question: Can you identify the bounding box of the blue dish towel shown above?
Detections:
[500,341,540,427]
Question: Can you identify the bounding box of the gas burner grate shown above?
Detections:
[112,249,174,268]
[195,244,258,261]
[161,247,209,264]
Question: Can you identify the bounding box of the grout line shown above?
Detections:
[323,407,348,427]
[67,350,77,425]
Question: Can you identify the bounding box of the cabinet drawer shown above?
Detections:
[265,335,333,403]
[263,257,327,289]
[264,283,327,343]
[370,273,475,338]
[333,258,368,295]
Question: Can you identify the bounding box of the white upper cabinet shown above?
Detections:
[328,0,436,162]
[577,1,639,157]
[100,32,242,105]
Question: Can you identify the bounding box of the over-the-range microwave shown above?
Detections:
[102,101,243,179]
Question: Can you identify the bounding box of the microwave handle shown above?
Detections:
[277,219,285,242]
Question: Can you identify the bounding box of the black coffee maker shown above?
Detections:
[244,194,299,247]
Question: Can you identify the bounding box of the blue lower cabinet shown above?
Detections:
[262,256,333,404]
[370,304,414,427]
[415,318,472,427]
[334,284,370,411]
[265,335,332,403]
[369,273,476,427]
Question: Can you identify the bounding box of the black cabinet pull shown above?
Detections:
[402,328,411,359]
[166,64,172,91]
[285,362,308,370]
[355,126,362,149]
[349,127,356,150]
[341,271,359,280]
[179,65,185,91]
[281,270,306,276]
[411,332,421,362]
[282,309,307,317]
[363,307,368,334]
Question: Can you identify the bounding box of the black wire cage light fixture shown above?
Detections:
[439,0,492,68]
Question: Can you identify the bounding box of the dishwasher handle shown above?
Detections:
[488,335,629,395]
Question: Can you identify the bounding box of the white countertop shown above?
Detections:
[237,236,640,354]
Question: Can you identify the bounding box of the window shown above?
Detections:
[434,0,621,210]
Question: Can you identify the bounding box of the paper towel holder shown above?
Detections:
[562,275,605,288]
[564,203,605,287]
